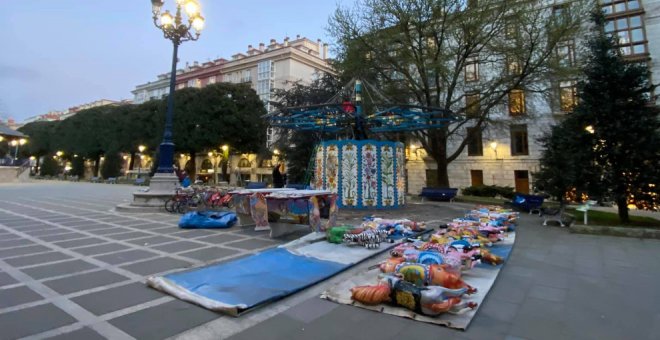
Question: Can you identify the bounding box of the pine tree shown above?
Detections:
[537,11,660,223]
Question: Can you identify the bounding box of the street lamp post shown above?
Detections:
[10,139,27,163]
[137,145,146,178]
[150,0,204,179]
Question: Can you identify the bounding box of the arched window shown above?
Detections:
[201,159,213,172]
[238,158,251,168]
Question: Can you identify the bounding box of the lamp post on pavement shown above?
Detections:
[10,139,27,163]
[137,145,146,178]
[150,0,204,185]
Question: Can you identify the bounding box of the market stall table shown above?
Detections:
[232,189,338,238]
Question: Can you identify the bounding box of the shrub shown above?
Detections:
[39,156,60,177]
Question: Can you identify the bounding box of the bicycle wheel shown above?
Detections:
[164,198,176,213]
[176,200,188,214]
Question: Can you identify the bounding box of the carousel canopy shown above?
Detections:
[263,79,459,137]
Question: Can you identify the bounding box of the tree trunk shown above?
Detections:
[434,158,450,188]
[429,130,450,188]
[188,151,197,180]
[616,195,629,224]
[128,152,135,170]
[93,157,100,177]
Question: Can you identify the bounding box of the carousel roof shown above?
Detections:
[264,78,459,135]
[265,103,457,133]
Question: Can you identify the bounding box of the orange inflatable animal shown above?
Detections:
[429,264,477,294]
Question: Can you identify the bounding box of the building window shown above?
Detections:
[604,12,647,56]
[467,127,483,156]
[510,124,529,156]
[505,20,518,39]
[508,89,526,116]
[266,127,275,148]
[242,70,252,83]
[559,80,577,112]
[465,56,479,82]
[465,93,480,118]
[507,57,522,75]
[208,76,216,85]
[238,158,251,168]
[556,40,575,67]
[470,170,484,186]
[602,0,641,15]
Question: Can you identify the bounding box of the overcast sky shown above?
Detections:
[0,0,340,122]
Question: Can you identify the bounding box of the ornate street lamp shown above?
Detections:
[150,0,204,183]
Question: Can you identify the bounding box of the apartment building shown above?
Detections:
[21,99,126,125]
[406,0,660,195]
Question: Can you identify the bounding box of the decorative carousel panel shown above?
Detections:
[325,144,339,194]
[314,144,324,189]
[380,145,395,207]
[396,144,406,205]
[361,143,378,207]
[341,143,358,207]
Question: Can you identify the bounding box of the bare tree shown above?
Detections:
[330,0,592,187]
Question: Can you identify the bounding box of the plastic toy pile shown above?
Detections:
[326,217,426,249]
[349,206,517,317]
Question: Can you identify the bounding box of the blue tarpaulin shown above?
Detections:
[147,230,428,315]
[178,211,237,229]
[148,247,351,315]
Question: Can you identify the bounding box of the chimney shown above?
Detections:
[270,39,277,46]
[284,37,289,47]
[259,43,265,51]
[323,43,328,60]
[317,39,322,54]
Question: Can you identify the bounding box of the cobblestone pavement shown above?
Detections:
[1,182,659,340]
[0,181,305,340]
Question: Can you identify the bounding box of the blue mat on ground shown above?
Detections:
[146,234,405,316]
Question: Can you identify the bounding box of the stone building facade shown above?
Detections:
[406,0,660,195]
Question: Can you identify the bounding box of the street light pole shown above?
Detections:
[150,0,204,175]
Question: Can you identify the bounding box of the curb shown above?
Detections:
[569,224,660,239]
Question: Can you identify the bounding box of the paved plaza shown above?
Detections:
[0,182,659,340]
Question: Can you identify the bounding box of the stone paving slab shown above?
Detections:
[93,249,159,265]
[21,259,97,280]
[120,257,193,276]
[108,300,221,340]
[0,303,77,339]
[42,270,130,295]
[0,244,51,258]
[0,285,44,308]
[71,282,164,316]
[4,251,72,267]
[72,243,130,256]
[45,327,106,340]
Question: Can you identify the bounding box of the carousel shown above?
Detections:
[265,79,459,209]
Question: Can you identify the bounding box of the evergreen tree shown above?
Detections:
[100,151,122,179]
[536,11,660,222]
